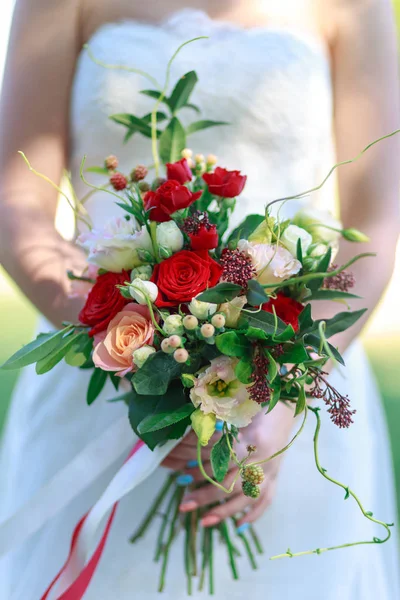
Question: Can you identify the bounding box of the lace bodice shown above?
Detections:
[69,8,334,230]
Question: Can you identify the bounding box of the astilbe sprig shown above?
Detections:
[248,345,271,404]
[324,265,355,292]
[310,370,356,428]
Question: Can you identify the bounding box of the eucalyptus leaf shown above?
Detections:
[1,326,73,370]
[211,434,232,482]
[168,71,198,114]
[141,111,168,124]
[140,89,171,107]
[87,368,108,405]
[197,282,242,304]
[186,120,228,135]
[158,117,187,163]
[184,103,201,113]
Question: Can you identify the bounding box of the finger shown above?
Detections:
[236,480,276,526]
[179,468,240,512]
[184,461,223,483]
[161,457,187,471]
[201,493,251,527]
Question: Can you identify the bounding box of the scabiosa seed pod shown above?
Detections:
[110,172,128,191]
[242,465,265,485]
[131,164,148,182]
[138,181,151,193]
[242,481,261,499]
[105,155,118,171]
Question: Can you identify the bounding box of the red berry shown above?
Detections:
[131,165,148,182]
[110,172,128,191]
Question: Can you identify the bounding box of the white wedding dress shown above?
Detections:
[1,9,399,599]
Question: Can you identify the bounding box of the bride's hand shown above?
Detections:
[162,402,296,528]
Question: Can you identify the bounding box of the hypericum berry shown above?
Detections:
[242,481,261,499]
[161,338,174,354]
[168,335,182,349]
[105,155,118,171]
[131,164,148,182]
[138,181,151,193]
[211,313,226,329]
[174,348,189,363]
[181,148,193,159]
[183,315,199,330]
[110,172,128,191]
[200,323,215,338]
[195,153,205,163]
[242,465,265,485]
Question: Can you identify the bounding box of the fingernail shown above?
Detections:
[176,474,194,486]
[201,515,220,527]
[179,500,198,512]
[236,522,250,534]
[215,420,224,432]
[186,459,198,468]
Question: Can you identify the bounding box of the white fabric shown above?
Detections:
[1,8,399,599]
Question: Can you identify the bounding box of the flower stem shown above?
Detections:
[208,527,215,595]
[232,518,258,569]
[249,525,264,554]
[199,526,208,592]
[184,513,193,595]
[270,406,393,560]
[158,486,185,592]
[129,473,176,543]
[154,486,180,561]
[219,521,239,580]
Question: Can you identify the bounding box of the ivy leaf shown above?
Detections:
[227,214,265,246]
[197,282,242,304]
[137,384,194,433]
[186,120,228,135]
[211,434,232,482]
[216,332,252,358]
[1,326,73,370]
[133,351,182,395]
[168,71,198,114]
[159,117,187,163]
[246,279,270,306]
[87,368,108,405]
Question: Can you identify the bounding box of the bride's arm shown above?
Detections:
[0,0,86,327]
[170,0,400,526]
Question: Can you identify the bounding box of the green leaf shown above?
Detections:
[294,385,306,417]
[306,289,361,301]
[246,311,287,336]
[191,408,216,446]
[1,326,73,370]
[140,89,171,106]
[298,304,313,333]
[141,111,168,124]
[308,247,332,291]
[312,309,367,339]
[65,334,93,367]
[36,331,87,374]
[273,324,296,342]
[184,102,201,113]
[215,332,251,358]
[129,385,190,450]
[168,71,198,114]
[85,166,109,175]
[137,385,194,433]
[304,334,345,366]
[186,120,228,135]
[235,358,252,384]
[266,351,278,382]
[158,117,187,163]
[197,282,242,304]
[227,214,265,246]
[246,279,270,307]
[211,434,232,482]
[87,368,108,405]
[110,113,154,138]
[245,327,270,341]
[109,372,121,391]
[133,351,182,395]
[296,237,303,263]
[267,379,281,412]
[279,343,309,364]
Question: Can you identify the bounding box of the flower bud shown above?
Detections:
[137,248,155,263]
[342,228,370,243]
[130,265,153,281]
[183,315,199,330]
[211,313,226,329]
[156,221,184,253]
[281,224,312,257]
[189,296,217,320]
[131,164,148,182]
[129,278,158,304]
[206,154,218,166]
[158,246,173,260]
[163,314,184,335]
[200,323,215,338]
[132,345,156,368]
[195,153,205,163]
[161,338,174,353]
[181,148,193,159]
[138,181,151,193]
[105,155,118,171]
[168,335,182,348]
[174,348,189,363]
[308,243,329,259]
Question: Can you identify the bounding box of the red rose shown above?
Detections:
[189,223,219,251]
[79,271,130,337]
[166,158,192,184]
[202,167,247,198]
[262,293,304,332]
[144,180,201,222]
[151,250,222,307]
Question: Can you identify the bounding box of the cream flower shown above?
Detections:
[280,224,312,257]
[190,356,261,427]
[293,207,342,245]
[237,239,301,286]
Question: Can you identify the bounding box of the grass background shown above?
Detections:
[0,1,400,526]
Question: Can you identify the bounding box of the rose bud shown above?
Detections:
[166,158,193,184]
[202,167,247,198]
[174,348,189,363]
[189,223,219,251]
[144,181,202,222]
[183,315,199,330]
[129,278,158,305]
[200,324,215,338]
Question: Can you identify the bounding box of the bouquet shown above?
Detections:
[2,38,395,596]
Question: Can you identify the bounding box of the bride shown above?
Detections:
[0,1,399,598]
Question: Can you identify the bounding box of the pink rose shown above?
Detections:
[93,303,155,377]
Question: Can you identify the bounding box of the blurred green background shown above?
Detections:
[0,1,400,524]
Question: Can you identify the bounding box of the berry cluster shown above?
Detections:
[220,248,256,290]
[241,465,265,499]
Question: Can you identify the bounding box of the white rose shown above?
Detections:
[280,225,312,257]
[132,345,156,369]
[293,207,342,245]
[77,217,153,272]
[237,239,301,286]
[189,295,218,320]
[163,314,184,335]
[156,221,184,253]
[129,278,158,305]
